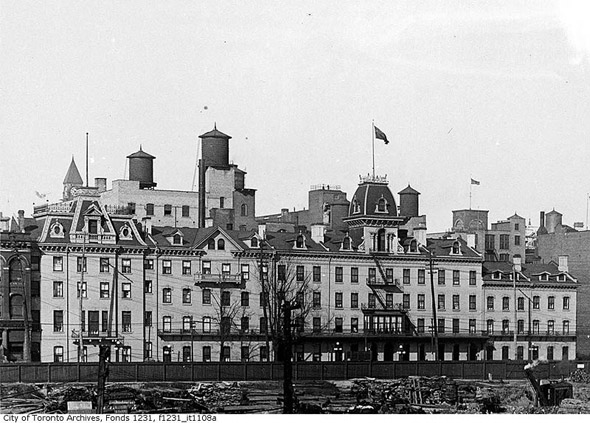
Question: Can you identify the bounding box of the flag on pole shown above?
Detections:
[374,126,389,144]
[470,178,480,185]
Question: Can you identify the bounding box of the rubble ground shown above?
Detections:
[2,373,590,414]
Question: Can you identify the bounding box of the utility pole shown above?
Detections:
[96,344,110,413]
[282,298,300,414]
[428,250,439,360]
[259,242,271,361]
[78,233,86,362]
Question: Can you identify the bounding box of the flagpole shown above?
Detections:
[372,120,375,179]
[469,176,472,210]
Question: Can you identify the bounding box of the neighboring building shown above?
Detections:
[450,210,526,262]
[482,256,577,361]
[0,211,42,362]
[537,209,590,358]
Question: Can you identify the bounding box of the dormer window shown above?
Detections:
[207,239,215,250]
[217,239,225,250]
[352,197,361,214]
[342,236,351,251]
[492,271,502,280]
[119,224,133,240]
[251,237,258,248]
[295,234,305,249]
[451,241,461,255]
[173,234,182,245]
[540,273,549,281]
[50,222,65,238]
[409,239,418,253]
[557,274,566,282]
[88,219,99,234]
[375,196,387,213]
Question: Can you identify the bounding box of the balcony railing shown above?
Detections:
[194,272,243,285]
[71,330,124,345]
[71,233,117,244]
[361,302,407,312]
[33,201,74,215]
[366,277,400,287]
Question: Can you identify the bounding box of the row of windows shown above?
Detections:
[498,345,568,361]
[153,344,265,363]
[486,295,570,311]
[483,319,571,335]
[52,310,132,333]
[53,345,132,363]
[485,234,519,250]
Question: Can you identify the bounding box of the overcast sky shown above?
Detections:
[1,1,590,232]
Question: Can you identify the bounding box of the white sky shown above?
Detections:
[1,0,590,232]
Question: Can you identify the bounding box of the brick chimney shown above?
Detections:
[17,210,25,233]
[513,254,522,272]
[558,255,568,273]
[311,224,326,244]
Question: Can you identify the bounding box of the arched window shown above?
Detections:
[352,198,360,214]
[296,235,304,249]
[10,294,23,318]
[410,239,418,252]
[342,237,351,250]
[251,237,258,248]
[377,229,386,252]
[217,239,225,250]
[452,241,460,255]
[241,204,248,216]
[173,234,181,245]
[207,239,215,250]
[377,197,387,212]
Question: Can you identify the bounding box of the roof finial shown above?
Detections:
[140,144,143,151]
[214,122,217,130]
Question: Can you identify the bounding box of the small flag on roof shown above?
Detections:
[471,178,480,185]
[374,126,389,144]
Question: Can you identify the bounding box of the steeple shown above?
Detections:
[63,156,84,201]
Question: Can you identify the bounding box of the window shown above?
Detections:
[469,319,476,334]
[563,320,570,334]
[518,297,524,310]
[296,291,304,308]
[240,203,248,216]
[469,270,476,286]
[515,223,520,231]
[251,237,258,248]
[517,346,524,360]
[207,239,215,250]
[259,317,267,334]
[417,268,426,285]
[351,317,358,333]
[217,239,225,250]
[437,319,445,333]
[438,294,445,310]
[438,269,445,285]
[417,318,425,333]
[182,261,191,275]
[221,317,231,335]
[219,197,225,209]
[517,319,524,334]
[335,292,343,309]
[452,294,460,311]
[144,280,152,294]
[351,267,359,283]
[502,296,510,311]
[368,293,376,308]
[533,296,540,310]
[563,346,569,360]
[162,260,171,274]
[547,346,554,361]
[100,258,110,273]
[144,342,152,360]
[502,319,510,334]
[146,203,154,216]
[202,316,211,333]
[241,264,249,281]
[385,293,393,308]
[469,295,476,311]
[514,235,521,246]
[121,258,131,274]
[259,292,269,308]
[547,320,555,334]
[53,281,63,297]
[403,294,410,310]
[183,346,192,362]
[313,291,321,308]
[548,296,555,310]
[453,270,460,286]
[385,268,393,283]
[182,288,191,304]
[259,346,268,362]
[102,311,108,332]
[313,266,321,282]
[221,263,231,277]
[351,293,358,309]
[54,346,64,363]
[77,257,87,273]
[342,237,351,250]
[296,266,305,282]
[563,296,570,310]
[77,281,87,298]
[163,288,172,303]
[53,256,63,272]
[499,234,510,249]
[162,316,172,332]
[334,317,343,333]
[221,291,231,306]
[486,319,494,334]
[144,311,152,327]
[88,219,98,234]
[418,294,425,310]
[313,317,321,333]
[203,346,211,362]
[240,316,249,332]
[144,259,154,270]
[202,261,211,275]
[533,320,540,334]
[368,268,377,283]
[122,283,131,298]
[487,296,494,311]
[54,310,64,332]
[403,268,411,285]
[453,319,460,334]
[96,281,109,298]
[278,265,286,281]
[202,288,211,304]
[164,204,172,216]
[335,267,343,283]
[502,346,510,360]
[239,291,249,307]
[122,311,131,332]
[182,205,190,217]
